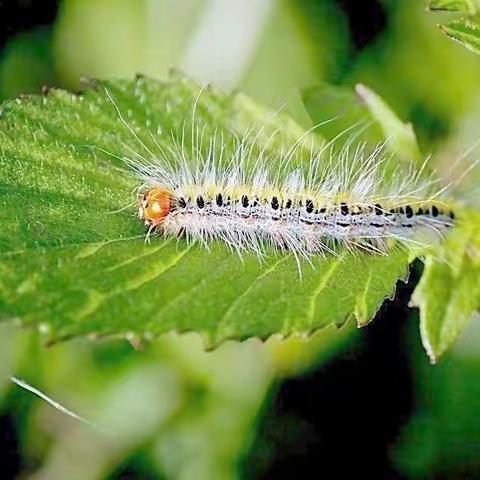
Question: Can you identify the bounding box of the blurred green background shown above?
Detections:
[1,0,480,478]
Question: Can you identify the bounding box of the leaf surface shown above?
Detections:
[412,211,480,362]
[439,18,480,56]
[427,0,480,13]
[301,83,421,165]
[0,76,410,346]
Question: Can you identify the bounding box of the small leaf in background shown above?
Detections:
[412,211,480,362]
[427,0,480,56]
[355,84,422,165]
[301,83,421,165]
[439,18,480,55]
[427,0,480,13]
[301,82,384,146]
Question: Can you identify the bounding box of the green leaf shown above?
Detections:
[412,211,480,362]
[427,0,480,13]
[301,83,421,165]
[0,75,410,347]
[354,84,422,165]
[301,83,385,146]
[439,18,480,56]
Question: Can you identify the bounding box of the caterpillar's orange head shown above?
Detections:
[139,188,172,227]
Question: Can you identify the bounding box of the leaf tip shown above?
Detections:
[125,331,145,351]
[38,322,51,335]
[354,83,370,102]
[420,331,438,364]
[438,23,448,33]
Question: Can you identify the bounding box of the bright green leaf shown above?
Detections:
[301,82,385,146]
[0,75,411,347]
[427,0,480,13]
[354,84,421,165]
[301,83,421,165]
[439,18,480,56]
[412,211,480,362]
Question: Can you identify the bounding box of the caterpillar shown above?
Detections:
[126,128,456,261]
[98,84,457,262]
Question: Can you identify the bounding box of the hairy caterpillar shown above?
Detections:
[127,132,455,261]
[104,87,456,262]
